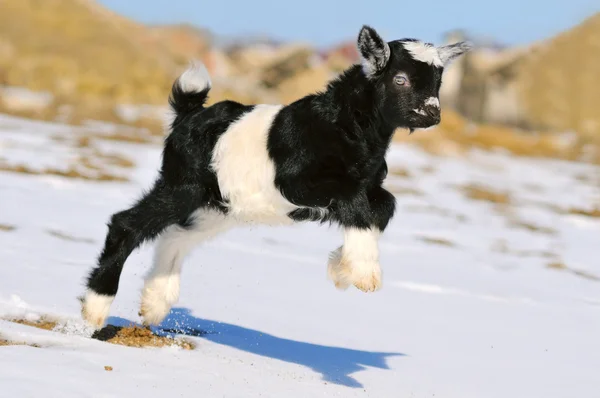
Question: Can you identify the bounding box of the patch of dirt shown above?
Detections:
[3,317,195,350]
[385,185,424,196]
[417,236,456,247]
[0,223,16,232]
[389,167,411,178]
[85,131,155,145]
[45,229,95,244]
[0,338,41,348]
[547,262,600,282]
[11,318,58,331]
[461,183,511,205]
[568,207,600,218]
[509,220,557,235]
[91,325,195,350]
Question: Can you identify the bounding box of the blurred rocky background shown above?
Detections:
[1,0,599,163]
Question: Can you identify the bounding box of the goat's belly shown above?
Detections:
[211,104,296,225]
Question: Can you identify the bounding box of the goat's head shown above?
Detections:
[357,25,472,133]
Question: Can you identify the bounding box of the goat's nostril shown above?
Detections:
[425,107,440,120]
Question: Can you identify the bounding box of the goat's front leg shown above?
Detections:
[327,186,396,292]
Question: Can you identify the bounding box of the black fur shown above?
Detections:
[87,84,254,296]
[84,25,470,305]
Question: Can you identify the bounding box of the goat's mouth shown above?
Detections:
[407,118,440,134]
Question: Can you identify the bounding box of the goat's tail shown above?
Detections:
[168,61,212,116]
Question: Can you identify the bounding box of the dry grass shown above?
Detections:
[0,223,16,232]
[91,325,195,350]
[96,153,135,168]
[394,110,600,164]
[417,236,456,247]
[492,240,556,259]
[97,132,155,144]
[547,262,600,282]
[45,229,95,244]
[509,220,557,235]
[567,207,600,218]
[389,167,411,178]
[0,163,128,182]
[0,338,41,348]
[461,183,511,205]
[547,261,567,270]
[3,317,195,350]
[11,318,58,331]
[386,185,424,196]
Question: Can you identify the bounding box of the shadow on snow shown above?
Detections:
[107,307,404,388]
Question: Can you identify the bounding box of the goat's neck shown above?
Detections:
[326,65,395,145]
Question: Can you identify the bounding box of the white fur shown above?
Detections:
[413,97,440,116]
[178,62,212,93]
[361,60,377,79]
[403,41,443,67]
[211,104,302,225]
[327,227,382,292]
[81,290,114,329]
[438,42,472,65]
[425,97,440,108]
[140,209,234,325]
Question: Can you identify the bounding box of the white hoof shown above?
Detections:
[327,247,382,292]
[327,247,352,290]
[80,290,114,329]
[139,276,179,326]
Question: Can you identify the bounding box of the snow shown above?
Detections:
[1,113,599,397]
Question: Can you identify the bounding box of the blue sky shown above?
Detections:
[99,0,599,48]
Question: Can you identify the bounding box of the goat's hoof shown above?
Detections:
[139,298,171,326]
[352,270,382,292]
[327,247,352,290]
[80,291,114,330]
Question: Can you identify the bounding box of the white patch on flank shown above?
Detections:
[177,62,212,93]
[140,209,234,325]
[402,41,443,67]
[425,97,440,108]
[81,290,114,329]
[328,227,382,292]
[211,104,303,225]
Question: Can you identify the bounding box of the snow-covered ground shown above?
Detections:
[1,113,599,398]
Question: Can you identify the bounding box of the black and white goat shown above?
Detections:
[81,25,471,328]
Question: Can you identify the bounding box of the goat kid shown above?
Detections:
[81,25,471,329]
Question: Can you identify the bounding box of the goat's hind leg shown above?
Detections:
[81,182,198,329]
[140,209,233,326]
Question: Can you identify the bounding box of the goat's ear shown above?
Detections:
[358,25,390,78]
[437,41,473,66]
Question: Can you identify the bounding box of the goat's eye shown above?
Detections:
[394,75,409,86]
